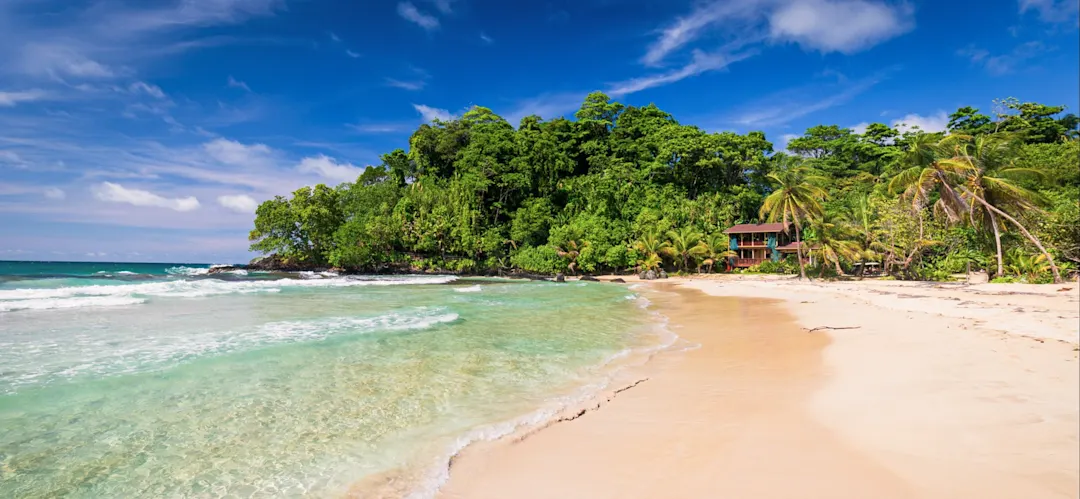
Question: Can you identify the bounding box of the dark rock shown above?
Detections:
[207,265,237,274]
[580,275,599,282]
[638,271,647,280]
[555,272,565,282]
[611,278,626,283]
[644,270,657,280]
[659,270,668,279]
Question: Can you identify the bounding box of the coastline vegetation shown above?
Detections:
[249,93,1079,283]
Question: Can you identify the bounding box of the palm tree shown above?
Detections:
[759,157,828,280]
[662,227,708,272]
[890,133,1062,283]
[631,230,669,272]
[807,212,859,277]
[940,133,1049,278]
[842,196,895,278]
[555,240,587,274]
[700,233,737,273]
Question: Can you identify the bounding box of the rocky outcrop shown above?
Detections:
[580,275,599,282]
[555,272,565,282]
[246,255,323,272]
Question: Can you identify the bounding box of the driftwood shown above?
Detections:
[804,326,862,333]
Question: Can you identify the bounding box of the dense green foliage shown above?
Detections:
[250,92,1079,282]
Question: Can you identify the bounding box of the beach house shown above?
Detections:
[722,222,810,268]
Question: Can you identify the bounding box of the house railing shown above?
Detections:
[734,258,766,267]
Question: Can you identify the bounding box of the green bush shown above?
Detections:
[510,245,564,274]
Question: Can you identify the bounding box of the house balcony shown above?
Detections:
[736,240,769,248]
[733,258,766,267]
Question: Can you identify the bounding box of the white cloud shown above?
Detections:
[430,0,455,14]
[0,89,48,107]
[1019,0,1079,23]
[959,42,1044,75]
[642,1,761,66]
[850,122,870,135]
[297,155,365,183]
[641,0,911,66]
[92,182,201,212]
[217,194,259,213]
[129,81,166,98]
[202,138,273,166]
[776,133,800,152]
[480,33,494,44]
[329,32,341,42]
[44,187,66,200]
[346,50,361,58]
[18,44,115,79]
[386,78,425,91]
[730,73,886,127]
[891,111,949,134]
[397,2,440,30]
[348,123,406,133]
[768,0,913,54]
[227,75,252,92]
[413,103,455,122]
[609,48,756,96]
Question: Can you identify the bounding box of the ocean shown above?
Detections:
[0,261,668,497]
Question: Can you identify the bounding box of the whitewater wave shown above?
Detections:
[1,307,459,393]
[0,275,459,312]
[452,285,482,293]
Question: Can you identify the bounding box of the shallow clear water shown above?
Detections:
[0,265,658,498]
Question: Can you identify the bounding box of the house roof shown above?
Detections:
[723,222,789,234]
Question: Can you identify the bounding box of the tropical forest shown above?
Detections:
[248,92,1080,283]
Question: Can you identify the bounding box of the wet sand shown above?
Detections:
[437,279,1080,499]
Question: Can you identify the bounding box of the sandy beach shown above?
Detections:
[438,276,1080,499]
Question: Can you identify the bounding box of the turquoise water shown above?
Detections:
[0,263,662,497]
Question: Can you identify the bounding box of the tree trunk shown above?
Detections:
[819,257,826,278]
[794,224,807,280]
[971,195,1062,283]
[988,210,1004,277]
[834,256,844,276]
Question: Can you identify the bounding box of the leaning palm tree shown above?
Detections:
[631,230,670,272]
[940,133,1049,278]
[662,227,708,272]
[759,157,828,280]
[842,196,895,277]
[890,133,1062,283]
[807,212,859,277]
[700,233,737,273]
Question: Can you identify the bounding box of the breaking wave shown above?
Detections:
[0,275,458,312]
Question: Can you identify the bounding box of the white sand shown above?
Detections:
[436,276,1079,499]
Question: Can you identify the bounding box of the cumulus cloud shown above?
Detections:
[0,89,48,107]
[768,0,913,54]
[92,182,200,212]
[413,103,455,122]
[43,187,66,200]
[297,155,365,183]
[891,111,949,134]
[202,138,272,166]
[397,2,439,30]
[217,194,259,213]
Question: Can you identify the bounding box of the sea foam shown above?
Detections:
[0,275,458,312]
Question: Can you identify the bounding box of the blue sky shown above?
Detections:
[1,0,1077,264]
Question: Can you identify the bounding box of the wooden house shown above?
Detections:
[722,222,810,268]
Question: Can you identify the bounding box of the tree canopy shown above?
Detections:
[249,92,1079,283]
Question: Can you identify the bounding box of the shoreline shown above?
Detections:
[435,276,1080,498]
